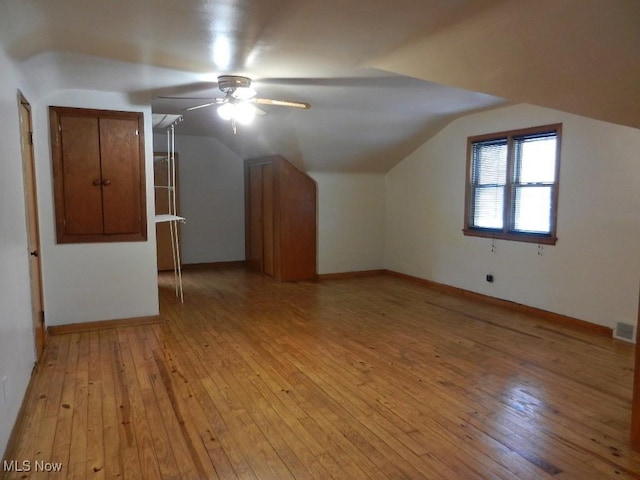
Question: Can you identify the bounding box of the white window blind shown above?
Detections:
[471,138,507,229]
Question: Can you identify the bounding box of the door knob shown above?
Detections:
[102,179,112,186]
[30,250,38,257]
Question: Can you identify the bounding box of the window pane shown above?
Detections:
[473,186,504,229]
[473,140,507,185]
[515,135,556,183]
[513,186,552,233]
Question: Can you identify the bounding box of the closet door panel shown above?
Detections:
[248,165,264,271]
[100,117,142,235]
[59,115,103,235]
[278,163,317,280]
[262,163,275,276]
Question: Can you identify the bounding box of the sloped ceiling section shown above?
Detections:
[1,0,637,171]
[373,0,640,130]
[151,70,504,172]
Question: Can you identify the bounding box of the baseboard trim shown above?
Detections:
[181,260,246,270]
[318,270,386,280]
[384,270,613,337]
[48,315,162,336]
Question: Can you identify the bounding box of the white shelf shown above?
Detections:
[155,214,185,224]
[152,113,183,130]
[155,115,185,302]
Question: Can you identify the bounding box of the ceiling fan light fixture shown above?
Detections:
[233,87,257,100]
[218,75,252,92]
[235,102,256,125]
[217,101,256,126]
[217,102,235,120]
[173,74,309,134]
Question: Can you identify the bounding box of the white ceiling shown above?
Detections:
[1,0,638,172]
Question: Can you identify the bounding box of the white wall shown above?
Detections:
[32,91,159,326]
[386,104,640,329]
[0,50,37,457]
[153,134,246,264]
[310,172,386,275]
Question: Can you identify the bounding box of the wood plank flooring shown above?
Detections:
[4,264,640,479]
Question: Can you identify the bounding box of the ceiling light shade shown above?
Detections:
[233,87,257,100]
[217,102,235,120]
[235,102,256,124]
[217,102,256,124]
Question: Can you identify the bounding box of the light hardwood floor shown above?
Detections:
[4,265,640,479]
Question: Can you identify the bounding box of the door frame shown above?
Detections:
[18,91,45,362]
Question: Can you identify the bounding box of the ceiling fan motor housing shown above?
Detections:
[218,75,252,93]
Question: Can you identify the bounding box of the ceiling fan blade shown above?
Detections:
[159,96,218,100]
[253,98,310,110]
[183,99,226,111]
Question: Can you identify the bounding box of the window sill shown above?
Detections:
[462,228,557,245]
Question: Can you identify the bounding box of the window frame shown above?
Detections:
[463,123,562,245]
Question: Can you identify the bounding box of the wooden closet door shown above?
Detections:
[59,115,103,235]
[278,162,317,280]
[100,117,142,235]
[262,163,274,276]
[248,165,265,271]
[247,163,275,275]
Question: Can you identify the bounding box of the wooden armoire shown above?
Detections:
[245,155,317,281]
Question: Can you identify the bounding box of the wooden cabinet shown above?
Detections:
[50,107,147,243]
[245,155,317,281]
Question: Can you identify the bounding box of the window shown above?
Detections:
[464,124,561,244]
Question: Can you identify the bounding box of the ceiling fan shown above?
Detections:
[163,75,310,134]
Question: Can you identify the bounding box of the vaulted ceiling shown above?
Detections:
[1,0,638,172]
